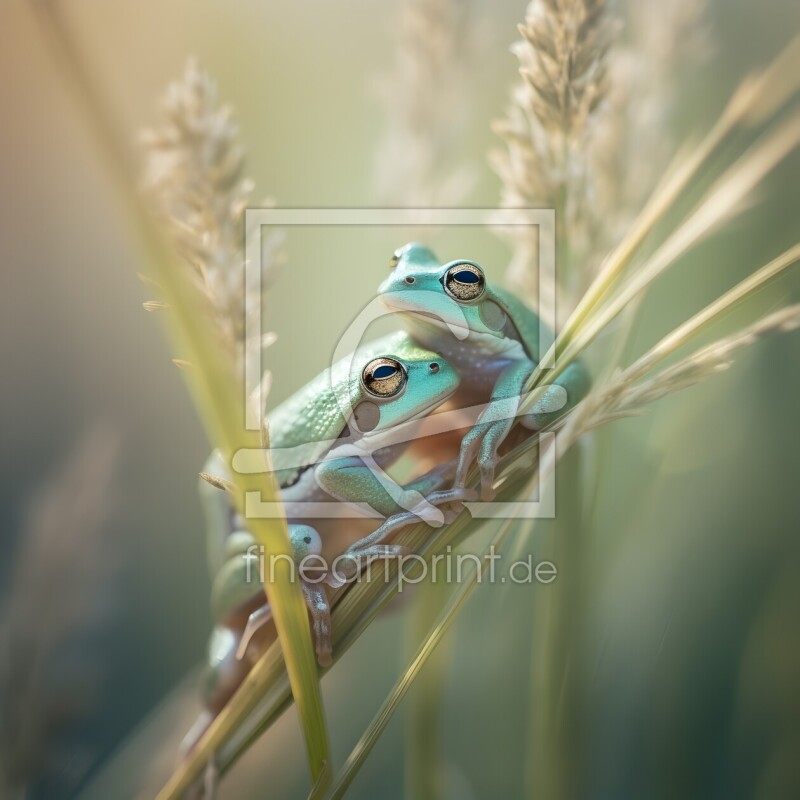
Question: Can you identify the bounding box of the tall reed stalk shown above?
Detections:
[31,3,331,793]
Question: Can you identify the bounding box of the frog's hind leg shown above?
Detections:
[519,360,590,431]
[456,359,590,499]
[454,360,534,500]
[317,456,474,524]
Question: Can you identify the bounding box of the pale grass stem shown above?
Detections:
[565,243,800,439]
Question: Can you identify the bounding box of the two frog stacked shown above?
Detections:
[199,244,590,711]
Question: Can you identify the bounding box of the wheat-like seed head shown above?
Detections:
[564,303,800,444]
[141,60,281,372]
[515,0,612,137]
[491,0,615,321]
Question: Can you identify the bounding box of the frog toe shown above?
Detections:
[313,615,332,668]
[479,464,498,500]
[477,440,502,500]
[454,425,485,488]
[236,604,272,660]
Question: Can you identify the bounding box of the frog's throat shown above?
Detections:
[380,296,470,341]
[359,390,458,449]
[401,310,521,362]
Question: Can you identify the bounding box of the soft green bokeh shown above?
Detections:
[1,1,799,798]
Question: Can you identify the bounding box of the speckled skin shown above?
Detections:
[379,243,591,498]
[199,332,464,678]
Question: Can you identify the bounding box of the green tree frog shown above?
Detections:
[378,243,591,499]
[200,332,467,677]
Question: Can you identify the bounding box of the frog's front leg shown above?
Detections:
[314,456,474,557]
[315,456,461,523]
[454,358,588,500]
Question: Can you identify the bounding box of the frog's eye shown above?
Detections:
[362,358,406,398]
[290,526,322,559]
[443,263,485,302]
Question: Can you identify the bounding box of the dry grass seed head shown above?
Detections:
[141,60,281,374]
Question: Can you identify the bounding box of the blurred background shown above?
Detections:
[1,0,799,798]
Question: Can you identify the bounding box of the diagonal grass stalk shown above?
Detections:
[519,108,800,417]
[30,1,331,791]
[404,558,454,800]
[550,113,800,381]
[326,518,518,800]
[523,37,800,394]
[622,243,800,380]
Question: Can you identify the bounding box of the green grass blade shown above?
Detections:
[30,3,330,792]
[624,242,800,380]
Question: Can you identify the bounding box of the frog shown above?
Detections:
[378,243,591,500]
[199,331,469,673]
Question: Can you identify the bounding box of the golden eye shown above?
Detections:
[443,263,485,302]
[362,358,406,398]
[390,249,402,269]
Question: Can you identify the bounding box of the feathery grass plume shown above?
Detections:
[563,242,800,438]
[574,305,800,436]
[373,0,475,207]
[141,59,282,375]
[0,426,119,798]
[516,36,800,405]
[530,109,800,395]
[492,0,615,321]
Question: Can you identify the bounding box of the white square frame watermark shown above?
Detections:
[241,207,558,519]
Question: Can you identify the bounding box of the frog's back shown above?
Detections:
[265,332,429,485]
[267,368,348,486]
